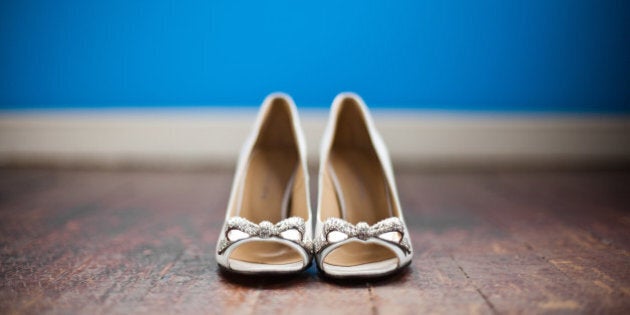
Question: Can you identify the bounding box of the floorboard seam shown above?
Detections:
[485,176,627,252]
[366,283,378,315]
[138,249,185,305]
[476,180,623,286]
[450,254,499,315]
[522,240,588,286]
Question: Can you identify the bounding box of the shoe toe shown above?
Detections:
[225,240,309,274]
[321,257,399,278]
[317,241,407,278]
[227,259,306,274]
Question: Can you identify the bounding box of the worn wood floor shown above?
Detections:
[0,168,628,314]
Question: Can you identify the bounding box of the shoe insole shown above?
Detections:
[229,148,303,265]
[229,241,302,265]
[323,149,397,267]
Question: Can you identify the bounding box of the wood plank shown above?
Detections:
[47,172,231,314]
[368,174,494,314]
[380,172,630,314]
[490,172,630,250]
[1,169,629,314]
[0,170,144,314]
[442,172,630,313]
[0,169,56,206]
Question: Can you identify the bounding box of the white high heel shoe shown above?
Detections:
[216,93,312,274]
[314,93,412,278]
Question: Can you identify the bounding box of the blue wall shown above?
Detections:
[1,1,628,112]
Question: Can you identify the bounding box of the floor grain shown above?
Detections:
[0,169,628,314]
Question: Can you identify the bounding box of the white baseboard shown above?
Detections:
[1,109,629,169]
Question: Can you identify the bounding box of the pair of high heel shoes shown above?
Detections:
[216,93,412,278]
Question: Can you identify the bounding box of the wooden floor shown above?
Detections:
[0,168,629,314]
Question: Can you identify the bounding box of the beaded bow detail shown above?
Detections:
[217,216,309,254]
[313,217,411,254]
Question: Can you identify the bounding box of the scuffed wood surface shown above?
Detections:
[0,169,629,314]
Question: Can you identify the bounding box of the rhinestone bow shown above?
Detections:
[313,217,411,254]
[217,216,309,254]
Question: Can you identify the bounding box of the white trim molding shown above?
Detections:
[1,108,629,169]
